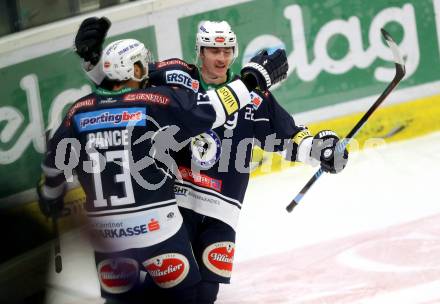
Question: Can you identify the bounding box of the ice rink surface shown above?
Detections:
[46,131,440,304]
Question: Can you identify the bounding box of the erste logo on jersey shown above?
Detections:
[202,242,235,278]
[165,70,199,92]
[97,258,139,294]
[74,107,146,132]
[250,91,263,110]
[190,130,221,169]
[143,253,190,288]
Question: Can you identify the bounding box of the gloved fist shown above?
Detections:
[74,17,111,65]
[311,130,349,174]
[240,49,288,91]
[36,175,65,218]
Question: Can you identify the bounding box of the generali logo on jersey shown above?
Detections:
[202,242,235,278]
[124,92,170,105]
[65,98,95,126]
[143,253,190,288]
[97,258,139,294]
[156,59,192,70]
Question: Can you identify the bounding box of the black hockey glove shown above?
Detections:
[74,17,111,65]
[311,130,349,174]
[36,175,65,218]
[240,49,288,91]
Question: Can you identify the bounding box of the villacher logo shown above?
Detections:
[143,253,190,288]
[98,258,139,294]
[202,242,235,278]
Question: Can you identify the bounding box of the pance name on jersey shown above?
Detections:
[87,129,129,149]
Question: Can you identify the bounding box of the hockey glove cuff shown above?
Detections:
[310,130,349,174]
[240,49,288,91]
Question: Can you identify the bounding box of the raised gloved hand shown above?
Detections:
[74,17,111,65]
[36,175,65,218]
[311,130,349,174]
[240,49,288,91]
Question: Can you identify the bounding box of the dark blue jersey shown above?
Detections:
[40,79,253,249]
[148,59,306,229]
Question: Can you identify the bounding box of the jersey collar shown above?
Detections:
[199,69,235,91]
[95,87,133,96]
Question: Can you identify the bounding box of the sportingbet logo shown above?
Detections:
[74,107,146,132]
[80,111,141,128]
[165,70,199,92]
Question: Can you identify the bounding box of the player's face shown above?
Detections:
[200,47,234,80]
[134,63,145,79]
[128,63,145,89]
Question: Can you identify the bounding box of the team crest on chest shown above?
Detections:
[190,130,221,169]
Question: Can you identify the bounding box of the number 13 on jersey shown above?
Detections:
[89,150,135,208]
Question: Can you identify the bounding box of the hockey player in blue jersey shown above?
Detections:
[72,17,348,303]
[37,36,288,304]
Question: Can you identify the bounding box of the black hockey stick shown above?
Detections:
[44,129,63,273]
[52,213,62,273]
[286,29,406,213]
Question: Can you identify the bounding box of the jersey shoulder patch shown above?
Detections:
[250,91,263,110]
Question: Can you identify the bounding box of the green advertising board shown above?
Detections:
[179,0,440,113]
[0,27,157,201]
[1,0,440,203]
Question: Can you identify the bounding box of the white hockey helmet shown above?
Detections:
[195,20,238,60]
[101,39,152,82]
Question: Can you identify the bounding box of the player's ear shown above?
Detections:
[199,47,205,58]
[134,62,144,79]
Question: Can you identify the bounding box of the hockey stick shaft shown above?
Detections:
[286,29,406,213]
[44,129,63,273]
[52,214,62,273]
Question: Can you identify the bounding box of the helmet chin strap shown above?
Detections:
[132,74,148,82]
[132,65,149,87]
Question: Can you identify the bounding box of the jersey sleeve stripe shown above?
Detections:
[41,163,64,177]
[208,79,251,129]
[296,136,320,166]
[227,79,251,109]
[206,90,227,129]
[41,183,66,200]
